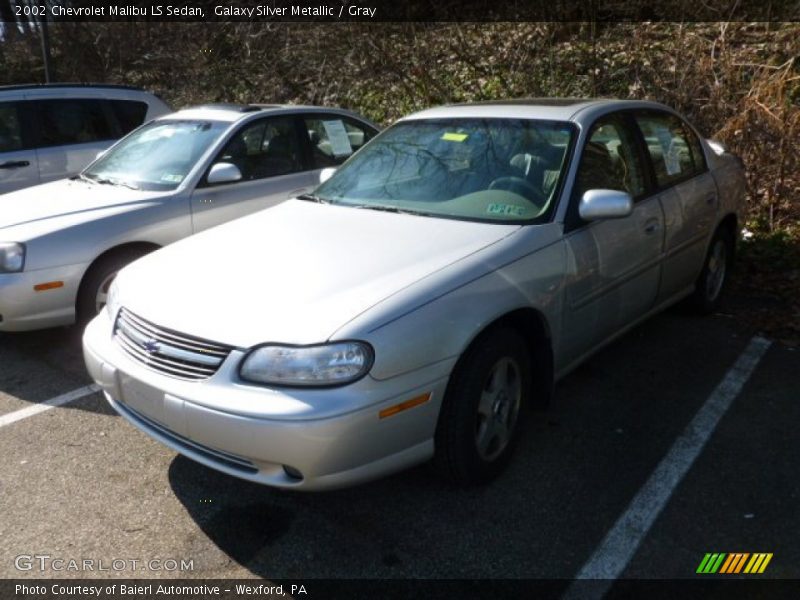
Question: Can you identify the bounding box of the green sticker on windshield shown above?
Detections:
[441,132,468,142]
[487,203,526,217]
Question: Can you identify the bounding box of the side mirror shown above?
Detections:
[319,167,336,184]
[578,189,633,221]
[207,162,242,185]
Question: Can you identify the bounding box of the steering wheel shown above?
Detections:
[488,176,545,205]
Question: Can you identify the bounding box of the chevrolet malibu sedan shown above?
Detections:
[83,99,745,490]
[0,103,377,331]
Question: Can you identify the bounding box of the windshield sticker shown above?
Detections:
[441,132,468,142]
[322,120,353,157]
[487,203,526,217]
[160,173,183,183]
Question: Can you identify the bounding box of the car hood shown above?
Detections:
[117,200,520,348]
[0,178,166,236]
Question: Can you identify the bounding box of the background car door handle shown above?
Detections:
[706,196,717,206]
[644,220,660,234]
[0,160,30,169]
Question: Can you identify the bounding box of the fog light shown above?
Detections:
[283,465,303,481]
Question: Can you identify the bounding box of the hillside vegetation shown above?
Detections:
[1,22,798,338]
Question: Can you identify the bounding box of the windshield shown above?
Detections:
[315,118,574,223]
[83,120,228,191]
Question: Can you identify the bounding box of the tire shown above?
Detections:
[434,327,532,485]
[688,227,734,315]
[76,248,151,324]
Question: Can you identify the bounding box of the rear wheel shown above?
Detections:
[76,248,151,324]
[689,227,734,314]
[434,328,532,485]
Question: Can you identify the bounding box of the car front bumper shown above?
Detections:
[82,310,452,491]
[0,264,85,331]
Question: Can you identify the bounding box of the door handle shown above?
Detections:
[705,196,717,206]
[644,219,660,235]
[0,160,30,169]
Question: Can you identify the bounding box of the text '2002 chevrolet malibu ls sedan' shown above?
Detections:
[83,99,744,491]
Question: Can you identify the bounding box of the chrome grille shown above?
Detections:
[114,308,233,381]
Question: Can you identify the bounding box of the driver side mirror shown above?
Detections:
[319,167,336,184]
[207,162,242,185]
[578,189,633,221]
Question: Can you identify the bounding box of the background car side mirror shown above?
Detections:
[319,167,337,184]
[578,189,633,221]
[207,162,242,185]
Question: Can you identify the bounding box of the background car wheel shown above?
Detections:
[434,327,532,485]
[76,248,151,324]
[689,226,734,315]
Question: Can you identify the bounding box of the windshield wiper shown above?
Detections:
[296,193,330,204]
[351,204,430,217]
[92,176,140,190]
[71,173,97,184]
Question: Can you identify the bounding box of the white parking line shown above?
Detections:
[0,384,100,429]
[565,335,771,595]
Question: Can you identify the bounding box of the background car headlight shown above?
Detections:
[105,279,121,320]
[0,243,25,273]
[239,341,374,387]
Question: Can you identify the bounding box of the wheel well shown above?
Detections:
[718,213,738,253]
[76,242,161,309]
[465,308,554,409]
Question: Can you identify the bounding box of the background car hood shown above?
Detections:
[0,178,167,236]
[117,199,520,348]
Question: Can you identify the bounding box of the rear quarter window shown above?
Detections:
[36,99,115,148]
[110,100,149,134]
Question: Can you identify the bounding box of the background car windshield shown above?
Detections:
[316,118,574,222]
[84,120,227,191]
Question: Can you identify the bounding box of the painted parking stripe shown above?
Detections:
[0,384,100,429]
[565,335,771,594]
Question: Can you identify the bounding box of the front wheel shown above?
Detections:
[434,328,532,485]
[688,227,734,314]
[76,249,151,324]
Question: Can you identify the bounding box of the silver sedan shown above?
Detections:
[83,99,744,490]
[0,103,377,331]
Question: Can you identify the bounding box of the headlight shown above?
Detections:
[105,278,121,320]
[239,341,374,387]
[0,242,25,273]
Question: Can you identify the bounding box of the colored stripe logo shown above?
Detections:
[696,553,773,574]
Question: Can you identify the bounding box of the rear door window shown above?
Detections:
[0,103,24,152]
[634,112,704,187]
[109,100,149,134]
[36,99,115,148]
[303,116,375,168]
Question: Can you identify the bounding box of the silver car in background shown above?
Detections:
[83,99,744,490]
[0,103,378,330]
[0,83,171,195]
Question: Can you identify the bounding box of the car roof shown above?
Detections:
[401,98,674,124]
[160,103,373,124]
[0,83,160,102]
